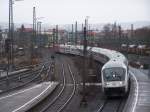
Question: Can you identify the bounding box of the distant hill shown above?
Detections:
[119,21,150,29]
[0,21,150,31]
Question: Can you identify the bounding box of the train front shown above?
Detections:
[101,61,129,96]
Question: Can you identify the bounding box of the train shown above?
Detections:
[57,44,129,96]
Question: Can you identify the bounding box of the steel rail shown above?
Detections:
[39,64,66,112]
[96,98,123,112]
[0,65,46,95]
[0,70,31,84]
[39,63,76,112]
[56,64,76,112]
[0,60,50,84]
[14,55,51,70]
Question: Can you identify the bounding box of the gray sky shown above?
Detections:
[0,0,150,24]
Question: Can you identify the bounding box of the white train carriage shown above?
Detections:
[91,47,110,64]
[58,44,66,53]
[58,44,82,56]
[58,44,72,54]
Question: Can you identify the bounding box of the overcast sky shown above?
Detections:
[0,0,150,24]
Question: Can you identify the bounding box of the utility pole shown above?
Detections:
[131,24,134,39]
[39,22,42,35]
[37,21,42,47]
[8,0,24,68]
[33,7,36,46]
[52,28,56,52]
[9,0,14,71]
[86,16,89,45]
[126,34,129,59]
[131,24,135,44]
[51,28,56,81]
[72,24,74,44]
[5,38,11,84]
[88,25,90,46]
[114,22,116,37]
[75,21,77,45]
[81,23,84,45]
[39,22,42,47]
[80,20,87,106]
[31,6,36,65]
[56,25,58,45]
[50,55,55,81]
[82,23,84,31]
[149,53,150,77]
[118,25,122,50]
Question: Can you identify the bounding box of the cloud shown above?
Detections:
[0,0,149,24]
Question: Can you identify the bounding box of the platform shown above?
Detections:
[124,67,150,112]
[0,81,58,112]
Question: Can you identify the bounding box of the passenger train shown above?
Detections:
[57,44,129,96]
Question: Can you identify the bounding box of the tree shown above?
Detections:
[0,28,2,41]
[103,24,112,38]
[134,27,150,44]
[19,24,26,47]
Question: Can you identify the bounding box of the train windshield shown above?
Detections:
[103,67,125,81]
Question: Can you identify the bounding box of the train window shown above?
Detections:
[103,67,125,81]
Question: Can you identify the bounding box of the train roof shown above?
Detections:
[59,44,128,69]
[102,60,127,70]
[91,47,128,69]
[92,47,126,60]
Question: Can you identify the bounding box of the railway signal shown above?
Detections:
[50,55,55,81]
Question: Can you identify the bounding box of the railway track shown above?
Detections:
[0,60,51,84]
[0,60,49,80]
[0,69,30,81]
[0,64,47,95]
[56,64,76,112]
[0,70,35,85]
[0,48,52,85]
[0,70,30,83]
[29,54,128,112]
[15,61,50,70]
[36,63,76,112]
[96,98,125,112]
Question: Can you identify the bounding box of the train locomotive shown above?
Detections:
[101,56,129,96]
[58,44,129,96]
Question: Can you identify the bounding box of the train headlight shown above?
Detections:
[104,82,108,86]
[119,81,125,86]
[119,82,123,85]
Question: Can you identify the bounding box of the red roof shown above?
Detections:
[17,28,33,32]
[24,28,33,32]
